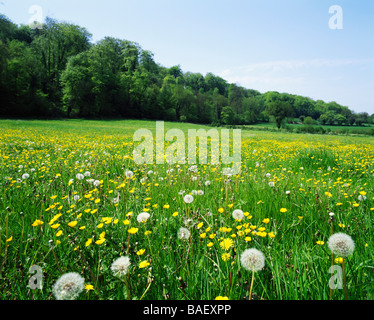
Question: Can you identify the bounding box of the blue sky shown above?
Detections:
[1,0,373,114]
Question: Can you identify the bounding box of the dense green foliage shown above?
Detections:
[1,14,373,126]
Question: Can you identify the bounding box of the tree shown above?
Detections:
[264,92,294,129]
[221,106,235,125]
[303,116,315,125]
[355,112,369,126]
[334,114,347,126]
[32,17,92,108]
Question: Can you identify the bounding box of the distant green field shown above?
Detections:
[244,122,374,134]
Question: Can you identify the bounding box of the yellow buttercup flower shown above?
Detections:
[128,227,138,234]
[32,219,44,227]
[139,260,150,268]
[68,221,77,227]
[334,257,344,264]
[85,238,93,247]
[85,284,94,291]
[136,249,145,255]
[95,238,106,245]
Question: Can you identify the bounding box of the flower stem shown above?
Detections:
[342,259,348,300]
[124,274,132,300]
[249,270,255,300]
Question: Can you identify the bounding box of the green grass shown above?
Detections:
[0,119,374,300]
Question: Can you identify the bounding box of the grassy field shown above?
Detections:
[1,119,374,300]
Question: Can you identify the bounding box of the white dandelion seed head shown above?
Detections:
[268,181,275,187]
[197,190,204,196]
[137,212,150,223]
[73,195,80,201]
[111,256,131,279]
[240,248,265,272]
[76,173,84,180]
[178,227,191,241]
[188,165,198,173]
[191,190,198,195]
[93,180,100,187]
[266,173,271,178]
[327,233,355,257]
[183,194,194,204]
[125,170,134,178]
[205,180,211,186]
[84,171,91,177]
[232,209,244,221]
[358,195,367,201]
[52,272,85,300]
[22,173,30,180]
[286,190,291,195]
[222,167,234,176]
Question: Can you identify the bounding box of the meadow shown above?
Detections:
[0,119,373,300]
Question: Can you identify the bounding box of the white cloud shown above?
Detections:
[217,58,374,113]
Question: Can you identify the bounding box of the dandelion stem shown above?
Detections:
[126,233,131,255]
[330,253,334,300]
[140,277,153,300]
[342,259,348,300]
[124,274,132,300]
[329,216,334,300]
[249,270,255,300]
[51,247,63,275]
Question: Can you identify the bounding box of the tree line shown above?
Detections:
[1,14,373,127]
